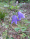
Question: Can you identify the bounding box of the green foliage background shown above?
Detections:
[0,0,30,3]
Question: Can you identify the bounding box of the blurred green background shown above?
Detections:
[0,0,30,3]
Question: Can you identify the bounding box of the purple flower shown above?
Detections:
[11,15,19,24]
[18,11,25,20]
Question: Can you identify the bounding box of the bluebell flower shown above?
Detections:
[18,11,25,20]
[11,15,19,24]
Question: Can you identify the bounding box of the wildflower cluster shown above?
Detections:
[11,11,25,24]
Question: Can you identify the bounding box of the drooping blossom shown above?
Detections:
[11,15,19,24]
[18,11,25,20]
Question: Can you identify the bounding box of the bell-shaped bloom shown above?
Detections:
[18,11,25,20]
[11,15,19,24]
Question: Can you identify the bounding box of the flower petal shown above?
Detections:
[18,11,25,20]
[11,21,13,24]
[15,21,17,24]
[11,15,18,24]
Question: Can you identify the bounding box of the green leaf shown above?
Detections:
[21,27,27,32]
[22,33,27,37]
[28,36,30,39]
[0,10,7,20]
[17,24,21,27]
[11,37,14,39]
[14,28,20,32]
[6,36,9,39]
[9,21,11,24]
[10,6,14,9]
[0,20,1,22]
